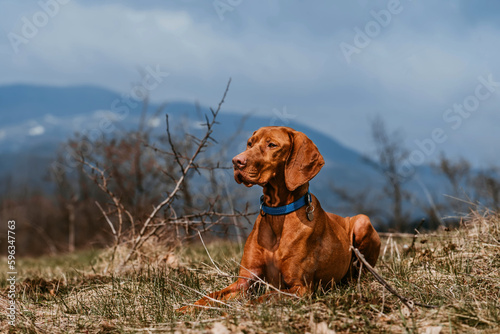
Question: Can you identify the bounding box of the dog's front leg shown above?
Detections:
[253,284,310,304]
[177,278,252,313]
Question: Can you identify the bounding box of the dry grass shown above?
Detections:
[1,211,499,333]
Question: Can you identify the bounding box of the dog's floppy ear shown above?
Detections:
[285,130,325,191]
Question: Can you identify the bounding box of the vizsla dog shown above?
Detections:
[179,126,380,311]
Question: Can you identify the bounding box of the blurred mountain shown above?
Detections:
[0,84,444,226]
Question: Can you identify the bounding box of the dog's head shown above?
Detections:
[232,126,324,191]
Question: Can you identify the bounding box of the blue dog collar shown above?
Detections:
[260,190,312,216]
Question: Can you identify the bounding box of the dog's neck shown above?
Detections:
[258,180,310,248]
[261,180,309,207]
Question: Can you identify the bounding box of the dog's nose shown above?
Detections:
[232,154,247,169]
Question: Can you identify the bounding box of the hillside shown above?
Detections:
[0,84,470,231]
[0,84,383,212]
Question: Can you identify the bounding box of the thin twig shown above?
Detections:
[357,261,364,299]
[378,232,414,238]
[173,210,258,220]
[121,79,232,266]
[78,157,125,265]
[405,218,425,255]
[198,230,228,276]
[171,279,232,309]
[351,246,438,311]
[234,260,302,299]
[95,201,117,240]
[166,114,186,175]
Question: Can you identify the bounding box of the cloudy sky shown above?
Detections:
[1,0,499,167]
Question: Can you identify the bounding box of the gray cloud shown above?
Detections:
[0,0,498,166]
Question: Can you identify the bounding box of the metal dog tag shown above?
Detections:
[306,192,314,221]
[307,211,314,221]
[306,205,315,221]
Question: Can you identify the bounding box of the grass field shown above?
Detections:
[1,211,499,333]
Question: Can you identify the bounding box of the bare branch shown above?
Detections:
[351,246,437,311]
[95,201,117,241]
[121,79,232,266]
[166,114,186,175]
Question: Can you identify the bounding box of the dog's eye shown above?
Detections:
[247,142,252,147]
[268,142,277,148]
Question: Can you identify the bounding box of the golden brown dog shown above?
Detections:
[178,126,381,311]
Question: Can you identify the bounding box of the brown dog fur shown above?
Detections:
[178,126,381,311]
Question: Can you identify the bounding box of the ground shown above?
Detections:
[1,211,499,333]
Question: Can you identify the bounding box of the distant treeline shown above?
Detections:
[1,112,499,256]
